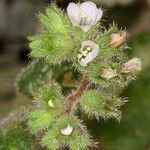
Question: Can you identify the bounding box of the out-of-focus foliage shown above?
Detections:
[0,0,7,36]
[82,0,135,7]
[0,0,48,39]
[82,0,149,7]
[129,32,150,70]
[0,127,35,150]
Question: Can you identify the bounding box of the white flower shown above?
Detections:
[67,2,103,32]
[121,57,142,73]
[101,68,117,80]
[77,40,100,67]
[61,124,73,136]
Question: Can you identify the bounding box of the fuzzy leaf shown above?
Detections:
[0,127,35,150]
[28,110,62,134]
[29,32,75,64]
[28,84,93,150]
[27,82,64,135]
[81,90,122,119]
[41,115,93,150]
[16,59,71,96]
[34,82,64,110]
[16,59,53,96]
[38,3,71,34]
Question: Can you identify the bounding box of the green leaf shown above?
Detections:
[27,82,64,135]
[16,59,71,96]
[38,3,71,34]
[28,110,62,134]
[16,59,53,96]
[29,32,75,64]
[0,127,35,150]
[81,90,122,119]
[34,82,64,110]
[41,115,93,150]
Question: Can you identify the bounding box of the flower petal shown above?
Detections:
[96,8,103,22]
[81,26,91,32]
[67,2,80,26]
[80,2,97,19]
[80,2,102,27]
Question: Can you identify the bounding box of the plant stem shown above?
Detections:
[67,76,90,112]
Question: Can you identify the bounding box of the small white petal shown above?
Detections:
[81,26,91,32]
[48,99,55,108]
[67,3,80,26]
[80,1,97,20]
[80,2,102,28]
[61,124,73,136]
[96,9,103,22]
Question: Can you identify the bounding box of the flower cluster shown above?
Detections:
[23,1,142,150]
[67,2,102,66]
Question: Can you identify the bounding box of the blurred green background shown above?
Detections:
[0,0,150,150]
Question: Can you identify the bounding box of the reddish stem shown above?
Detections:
[67,76,90,111]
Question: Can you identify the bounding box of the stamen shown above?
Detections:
[86,47,92,52]
[82,50,88,56]
[79,55,86,62]
[87,47,91,51]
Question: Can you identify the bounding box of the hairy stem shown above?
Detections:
[67,76,90,112]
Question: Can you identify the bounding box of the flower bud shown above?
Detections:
[101,68,117,80]
[110,31,127,48]
[61,124,73,136]
[121,57,142,73]
[48,99,55,108]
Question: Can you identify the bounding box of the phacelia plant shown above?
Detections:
[16,1,142,150]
